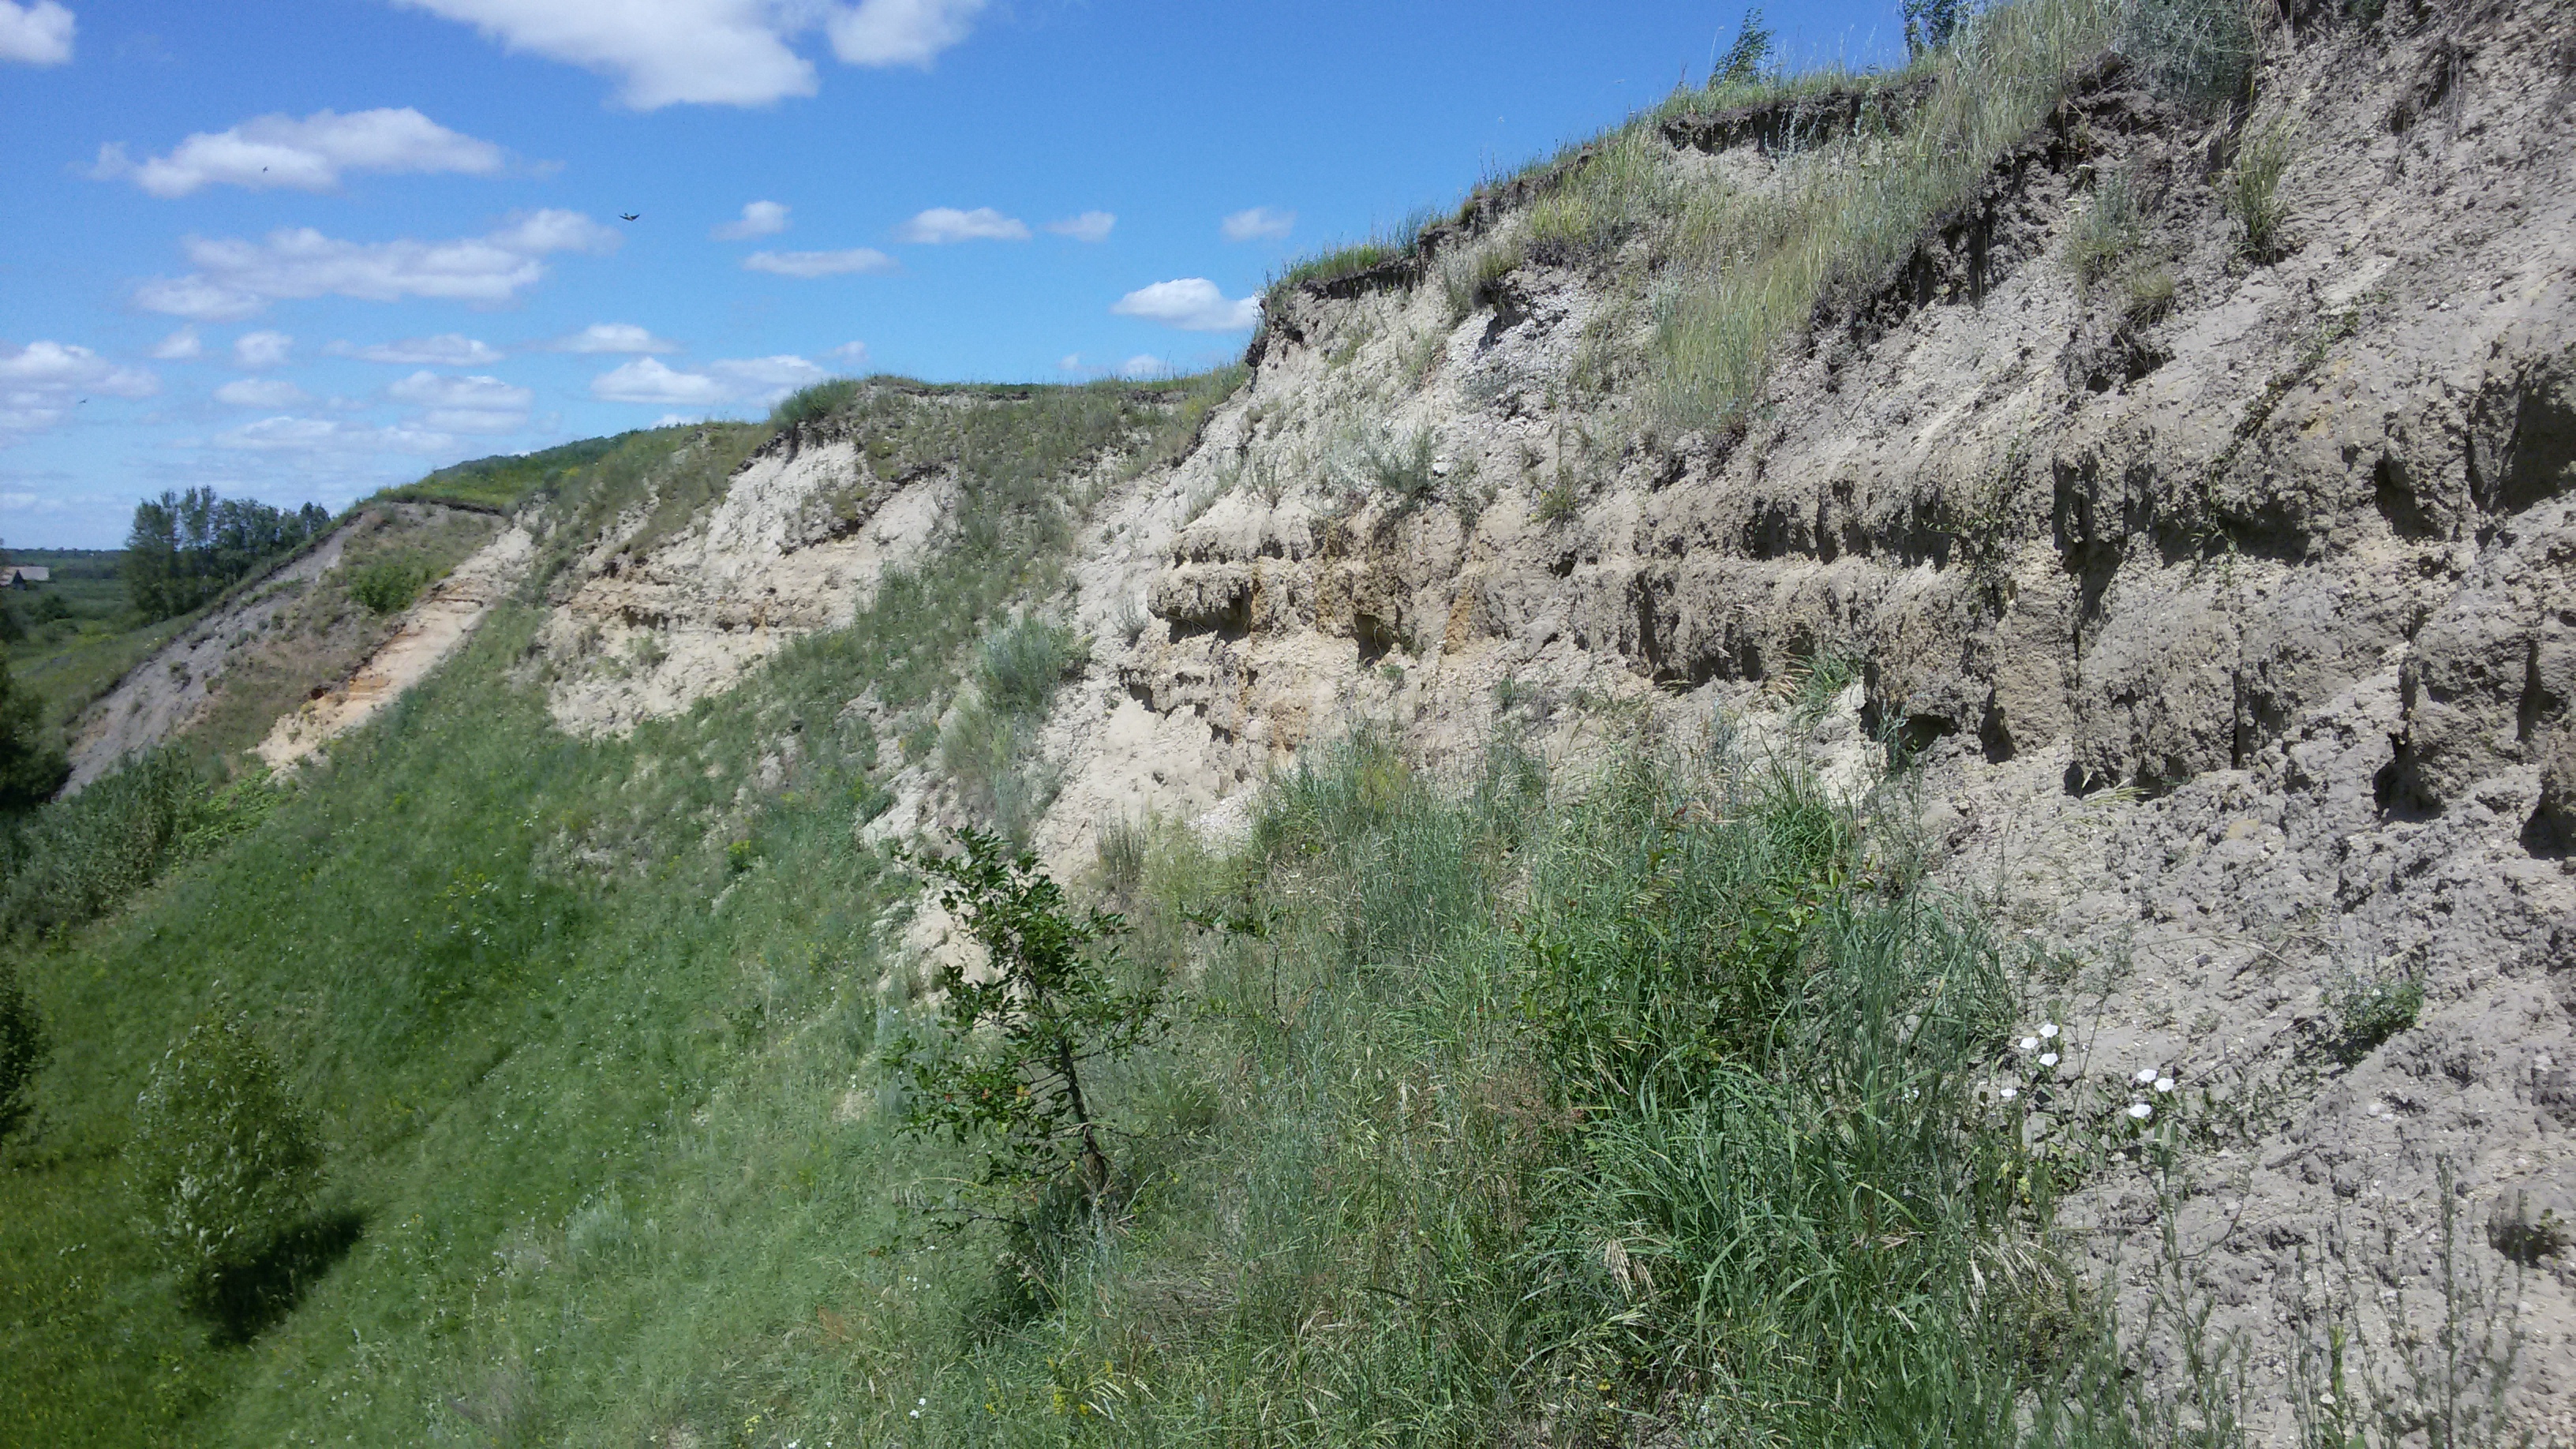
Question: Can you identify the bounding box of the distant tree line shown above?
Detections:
[122,489,332,622]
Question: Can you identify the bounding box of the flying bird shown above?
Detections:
[620,212,640,222]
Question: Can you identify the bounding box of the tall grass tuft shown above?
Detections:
[2223,116,2297,262]
[769,377,863,432]
[937,726,2102,1445]
[1649,0,2124,434]
[0,751,223,940]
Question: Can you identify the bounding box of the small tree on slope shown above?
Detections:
[886,829,1163,1215]
[127,1011,324,1327]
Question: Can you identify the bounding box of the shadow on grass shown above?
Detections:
[187,1207,366,1345]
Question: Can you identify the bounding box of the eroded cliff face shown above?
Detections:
[531,430,957,738]
[1002,2,2573,1430]
[489,1,2575,1429]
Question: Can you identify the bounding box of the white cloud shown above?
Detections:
[212,415,455,455]
[386,373,532,433]
[1058,353,1083,373]
[894,207,1028,244]
[392,0,816,108]
[215,377,308,407]
[1044,211,1115,243]
[549,322,678,354]
[92,108,505,197]
[743,247,896,278]
[150,327,203,360]
[133,275,264,323]
[717,355,826,399]
[713,200,790,239]
[486,209,620,253]
[387,371,531,410]
[827,0,984,67]
[592,358,727,405]
[1111,278,1260,331]
[0,340,159,439]
[326,333,504,365]
[0,2,73,66]
[592,354,822,405]
[134,209,619,319]
[1119,354,1166,379]
[827,340,871,367]
[233,330,293,369]
[1221,207,1295,242]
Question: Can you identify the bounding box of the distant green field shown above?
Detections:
[0,551,178,736]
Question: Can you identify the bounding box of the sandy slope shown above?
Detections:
[253,525,533,770]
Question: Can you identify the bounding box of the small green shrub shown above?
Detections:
[347,556,432,616]
[1712,7,1775,85]
[1365,428,1439,501]
[769,378,863,431]
[1095,816,1148,897]
[0,646,66,810]
[2120,259,2177,322]
[2067,169,2140,284]
[0,955,43,1141]
[978,616,1084,717]
[1533,472,1582,525]
[0,749,204,938]
[2325,968,2423,1065]
[2224,118,2298,262]
[1905,0,1967,54]
[1436,235,1525,320]
[2124,0,2258,113]
[884,830,1163,1213]
[127,1011,328,1327]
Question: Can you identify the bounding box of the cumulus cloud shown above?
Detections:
[132,276,265,324]
[1111,278,1260,331]
[387,371,531,410]
[893,207,1028,244]
[1120,354,1166,380]
[549,322,678,354]
[133,209,620,319]
[326,333,504,365]
[150,328,203,361]
[743,247,896,278]
[0,340,160,439]
[214,377,308,407]
[827,0,984,67]
[211,415,455,455]
[233,331,293,369]
[392,0,816,108]
[394,0,985,107]
[387,371,534,432]
[1221,207,1295,242]
[827,339,871,367]
[92,108,505,197]
[713,200,790,239]
[592,354,822,405]
[0,2,73,66]
[1044,211,1115,243]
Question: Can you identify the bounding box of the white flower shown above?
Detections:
[2039,1022,2059,1039]
[2019,1036,2040,1052]
[2155,1077,2175,1093]
[2136,1067,2159,1084]
[918,1398,928,1406]
[909,1410,921,1419]
[1999,1085,2019,1101]
[2039,1051,2060,1068]
[2128,1102,2153,1121]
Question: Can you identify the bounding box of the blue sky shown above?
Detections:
[1,0,1908,547]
